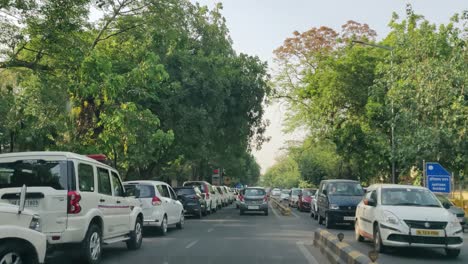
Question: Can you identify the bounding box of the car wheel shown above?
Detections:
[445,248,461,258]
[374,224,386,253]
[325,213,333,228]
[197,206,203,219]
[0,242,37,264]
[81,224,102,264]
[159,215,168,236]
[355,220,364,242]
[318,212,323,225]
[127,216,143,250]
[176,212,184,229]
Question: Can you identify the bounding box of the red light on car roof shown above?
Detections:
[87,154,107,161]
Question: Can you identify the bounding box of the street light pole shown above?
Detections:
[351,40,396,184]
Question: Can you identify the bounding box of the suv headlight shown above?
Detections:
[383,211,400,225]
[330,204,339,210]
[29,215,41,232]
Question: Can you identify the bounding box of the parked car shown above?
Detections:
[316,179,364,228]
[288,188,301,207]
[435,194,466,232]
[212,185,222,209]
[298,188,316,212]
[124,180,185,235]
[311,190,320,220]
[174,186,207,218]
[280,189,290,201]
[271,188,281,196]
[0,186,47,264]
[183,181,216,214]
[0,151,144,264]
[238,187,269,216]
[355,184,463,258]
[225,186,235,204]
[216,186,228,206]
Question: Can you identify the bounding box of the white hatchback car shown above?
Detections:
[0,152,144,264]
[124,180,184,235]
[355,184,463,258]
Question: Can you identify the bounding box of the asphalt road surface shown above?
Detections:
[45,200,468,264]
[46,203,327,264]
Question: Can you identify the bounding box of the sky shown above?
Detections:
[194,0,466,173]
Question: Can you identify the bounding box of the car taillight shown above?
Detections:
[205,192,210,200]
[239,195,244,202]
[68,191,81,214]
[152,196,162,206]
[263,195,268,202]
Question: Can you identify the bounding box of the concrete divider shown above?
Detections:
[313,228,377,264]
[270,197,292,216]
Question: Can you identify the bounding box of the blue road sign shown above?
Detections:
[426,162,451,193]
[235,183,243,189]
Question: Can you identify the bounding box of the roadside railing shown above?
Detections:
[270,196,292,216]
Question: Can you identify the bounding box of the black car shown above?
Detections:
[174,186,207,218]
[316,179,364,228]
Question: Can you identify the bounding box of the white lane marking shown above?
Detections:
[290,211,300,218]
[296,241,319,264]
[270,204,282,219]
[207,228,214,232]
[185,240,199,249]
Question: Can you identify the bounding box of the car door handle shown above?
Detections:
[100,199,105,202]
[116,200,121,204]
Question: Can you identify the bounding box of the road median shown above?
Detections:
[270,197,292,216]
[313,228,376,264]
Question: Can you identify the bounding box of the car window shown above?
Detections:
[97,167,112,195]
[78,163,94,192]
[175,188,195,195]
[168,186,177,199]
[158,184,170,198]
[125,184,154,198]
[245,188,266,196]
[110,171,124,197]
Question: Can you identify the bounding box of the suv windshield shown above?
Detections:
[291,189,301,195]
[245,188,265,196]
[382,188,441,207]
[302,190,315,197]
[0,160,68,190]
[327,182,364,196]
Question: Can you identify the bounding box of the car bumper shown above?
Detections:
[380,224,464,249]
[327,210,356,223]
[299,202,311,210]
[184,203,204,215]
[239,203,268,211]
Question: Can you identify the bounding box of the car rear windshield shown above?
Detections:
[382,188,441,207]
[245,188,265,196]
[0,159,68,190]
[302,190,316,196]
[282,190,290,194]
[124,184,155,198]
[184,182,206,192]
[175,188,195,196]
[327,182,364,196]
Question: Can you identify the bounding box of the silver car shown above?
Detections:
[239,187,269,216]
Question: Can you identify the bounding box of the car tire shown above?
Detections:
[355,220,364,242]
[325,213,333,228]
[176,212,184,229]
[318,213,324,225]
[127,217,143,250]
[80,224,102,264]
[197,206,203,219]
[445,248,461,258]
[159,215,168,236]
[0,242,37,264]
[374,224,386,253]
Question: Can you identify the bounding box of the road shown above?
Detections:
[46,203,326,264]
[45,201,468,264]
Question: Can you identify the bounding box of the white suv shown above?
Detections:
[355,184,463,258]
[123,180,184,236]
[0,152,144,264]
[0,187,47,264]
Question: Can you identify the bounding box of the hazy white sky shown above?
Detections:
[194,0,466,173]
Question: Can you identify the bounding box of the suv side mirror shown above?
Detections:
[443,202,451,209]
[322,190,327,196]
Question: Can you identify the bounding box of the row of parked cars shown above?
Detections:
[277,179,466,258]
[0,151,236,264]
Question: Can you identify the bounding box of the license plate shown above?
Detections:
[343,216,354,221]
[248,206,259,210]
[9,200,39,207]
[415,229,440,236]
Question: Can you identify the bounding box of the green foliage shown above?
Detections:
[0,0,268,184]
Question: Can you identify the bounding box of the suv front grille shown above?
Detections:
[339,206,356,210]
[404,220,447,229]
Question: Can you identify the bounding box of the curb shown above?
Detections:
[313,228,377,264]
[270,197,292,216]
